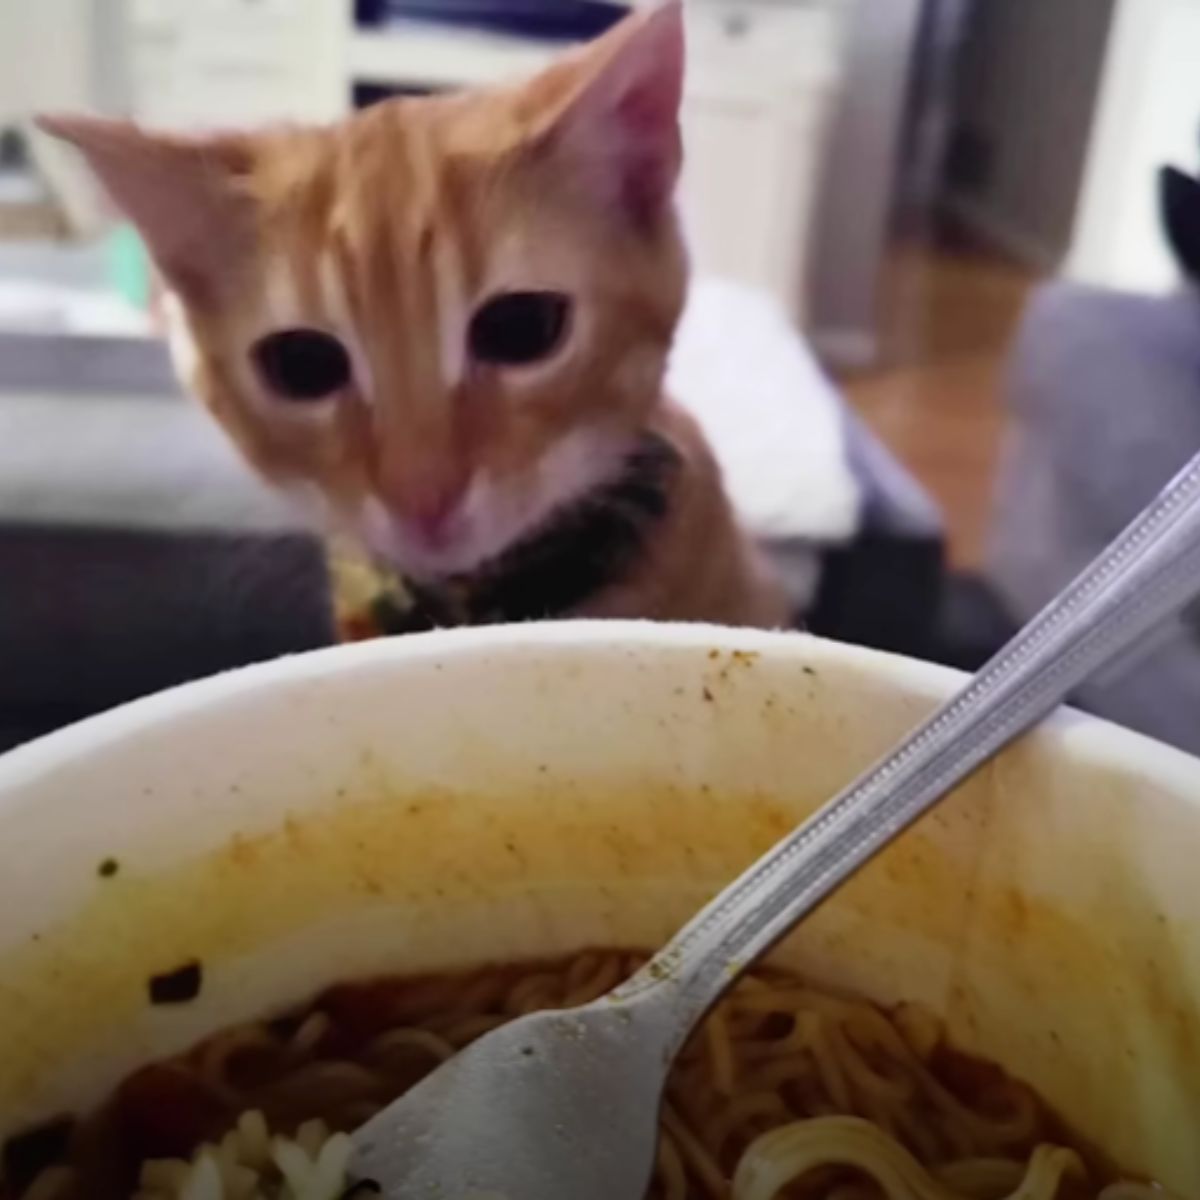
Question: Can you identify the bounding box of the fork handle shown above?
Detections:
[618,450,1200,1057]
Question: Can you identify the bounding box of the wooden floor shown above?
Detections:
[839,237,1037,569]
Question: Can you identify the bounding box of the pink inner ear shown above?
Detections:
[614,88,683,228]
[38,116,253,295]
[554,4,685,226]
[616,72,679,144]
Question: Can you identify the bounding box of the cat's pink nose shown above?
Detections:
[376,459,468,550]
[405,494,462,548]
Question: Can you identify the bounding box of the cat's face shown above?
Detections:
[44,5,687,580]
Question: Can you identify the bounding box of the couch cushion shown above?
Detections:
[0,526,333,715]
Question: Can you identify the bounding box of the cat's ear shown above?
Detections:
[538,2,685,226]
[1162,166,1200,282]
[37,114,255,295]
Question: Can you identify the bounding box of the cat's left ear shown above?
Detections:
[538,2,685,227]
[37,114,255,297]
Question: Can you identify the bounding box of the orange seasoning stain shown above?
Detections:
[0,776,851,1116]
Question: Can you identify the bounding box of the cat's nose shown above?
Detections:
[405,492,463,548]
[376,456,469,549]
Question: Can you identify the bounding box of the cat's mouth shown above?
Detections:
[358,431,682,628]
[359,426,637,582]
[361,499,485,581]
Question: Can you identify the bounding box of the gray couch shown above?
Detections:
[989,281,1200,755]
[0,337,334,751]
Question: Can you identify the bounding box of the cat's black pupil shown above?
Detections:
[253,329,351,401]
[469,292,571,366]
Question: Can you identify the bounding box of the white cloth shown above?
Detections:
[669,276,861,543]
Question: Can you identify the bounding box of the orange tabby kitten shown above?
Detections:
[43,3,790,629]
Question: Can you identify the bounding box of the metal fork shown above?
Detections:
[352,448,1200,1199]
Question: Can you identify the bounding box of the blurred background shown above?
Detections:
[2,0,1200,754]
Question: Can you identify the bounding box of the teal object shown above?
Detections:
[106,223,151,309]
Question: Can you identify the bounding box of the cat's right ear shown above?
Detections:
[1162,166,1200,282]
[534,2,686,228]
[37,115,254,295]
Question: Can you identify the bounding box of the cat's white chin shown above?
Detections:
[360,425,634,581]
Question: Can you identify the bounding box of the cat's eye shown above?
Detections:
[253,329,351,402]
[468,292,571,367]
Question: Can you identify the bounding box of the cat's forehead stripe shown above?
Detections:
[264,259,303,326]
[317,251,353,331]
[436,158,488,292]
[434,233,468,388]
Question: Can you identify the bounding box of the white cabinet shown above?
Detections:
[129,0,345,126]
[681,98,829,316]
[128,0,848,324]
[684,1,842,97]
[680,2,844,321]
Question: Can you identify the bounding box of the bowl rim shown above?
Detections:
[3,621,1198,802]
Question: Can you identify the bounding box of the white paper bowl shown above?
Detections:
[1,623,1198,1190]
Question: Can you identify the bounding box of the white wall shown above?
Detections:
[1066,0,1200,294]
